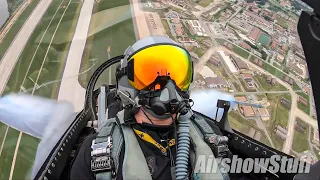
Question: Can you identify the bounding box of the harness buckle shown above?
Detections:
[205,134,229,158]
[91,137,115,174]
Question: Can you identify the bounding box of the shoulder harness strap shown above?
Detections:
[91,118,123,180]
[117,110,153,180]
[190,116,228,180]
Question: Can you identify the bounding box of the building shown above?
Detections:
[299,151,317,164]
[280,98,291,109]
[201,39,212,48]
[295,124,306,134]
[253,58,263,67]
[271,78,276,86]
[235,96,247,102]
[186,20,208,36]
[190,52,199,60]
[312,128,319,147]
[239,41,252,51]
[258,108,270,121]
[267,76,276,86]
[267,76,272,83]
[204,77,229,89]
[166,10,180,19]
[239,105,256,118]
[248,127,255,138]
[217,51,238,73]
[303,86,310,95]
[298,96,308,106]
[178,37,198,47]
[276,125,288,135]
[246,81,255,89]
[296,119,307,130]
[253,131,261,141]
[230,54,249,71]
[209,56,220,66]
[241,73,253,81]
[274,129,287,140]
[283,76,294,85]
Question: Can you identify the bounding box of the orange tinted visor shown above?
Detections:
[127,45,193,91]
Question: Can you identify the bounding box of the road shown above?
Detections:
[130,0,150,40]
[0,0,53,95]
[57,0,94,112]
[0,0,29,42]
[194,46,216,74]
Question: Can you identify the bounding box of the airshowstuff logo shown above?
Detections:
[194,155,311,174]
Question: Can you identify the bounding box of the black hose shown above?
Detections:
[84,55,124,120]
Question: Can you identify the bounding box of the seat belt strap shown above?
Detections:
[117,110,153,180]
[189,122,224,180]
[93,118,123,180]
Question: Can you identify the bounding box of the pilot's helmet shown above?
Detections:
[119,35,194,93]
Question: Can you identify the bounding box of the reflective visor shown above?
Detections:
[127,45,193,91]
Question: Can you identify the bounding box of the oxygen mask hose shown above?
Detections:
[175,105,193,180]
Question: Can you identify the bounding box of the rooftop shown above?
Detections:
[235,96,247,102]
[230,54,249,70]
[240,105,256,117]
[258,108,269,117]
[217,51,238,73]
[241,73,253,80]
[204,77,228,86]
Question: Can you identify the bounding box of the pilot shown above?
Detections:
[70,36,230,180]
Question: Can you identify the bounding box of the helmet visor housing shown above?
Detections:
[126,44,193,92]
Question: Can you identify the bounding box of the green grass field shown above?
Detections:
[161,19,174,40]
[229,111,251,133]
[229,110,271,146]
[232,45,249,59]
[215,38,226,45]
[4,0,82,97]
[196,0,214,7]
[258,33,271,46]
[254,74,287,91]
[273,62,282,69]
[0,128,19,179]
[292,120,309,153]
[79,0,136,88]
[263,62,284,79]
[276,16,288,29]
[1,0,83,178]
[0,0,41,60]
[192,46,206,57]
[0,123,7,144]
